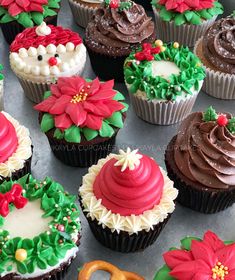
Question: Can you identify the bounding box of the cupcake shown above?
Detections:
[194,15,235,99]
[124,40,205,125]
[0,0,60,44]
[78,260,144,279]
[0,64,3,110]
[0,111,32,184]
[152,0,223,47]
[10,22,86,104]
[34,76,128,167]
[154,230,235,280]
[79,148,178,252]
[165,106,235,214]
[0,174,81,279]
[85,0,155,82]
[68,0,103,28]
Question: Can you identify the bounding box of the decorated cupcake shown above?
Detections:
[194,15,235,99]
[68,0,103,28]
[10,22,86,103]
[34,76,128,167]
[85,0,155,81]
[165,106,235,214]
[0,174,81,279]
[154,231,235,280]
[79,148,178,252]
[0,111,32,184]
[124,40,205,125]
[0,64,3,110]
[0,0,60,44]
[152,0,223,47]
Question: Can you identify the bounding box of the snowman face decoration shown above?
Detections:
[9,22,86,80]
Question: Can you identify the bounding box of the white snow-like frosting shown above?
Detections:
[35,22,52,36]
[0,80,3,110]
[114,148,143,172]
[79,154,178,235]
[0,112,32,180]
[10,43,87,83]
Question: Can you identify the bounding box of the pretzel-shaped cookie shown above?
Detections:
[78,260,145,280]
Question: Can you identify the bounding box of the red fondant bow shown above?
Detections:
[0,184,28,217]
[135,43,161,61]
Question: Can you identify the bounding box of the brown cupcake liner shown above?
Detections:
[152,7,216,47]
[165,137,235,214]
[68,0,98,28]
[0,13,58,45]
[129,92,198,125]
[194,38,235,100]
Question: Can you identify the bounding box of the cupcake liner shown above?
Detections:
[194,38,235,100]
[165,137,235,214]
[129,92,198,125]
[45,132,117,167]
[0,14,58,45]
[68,0,98,28]
[152,7,216,47]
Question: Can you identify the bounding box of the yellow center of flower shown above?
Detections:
[212,262,229,280]
[70,89,88,104]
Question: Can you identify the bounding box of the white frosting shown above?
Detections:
[35,22,52,36]
[0,112,32,180]
[10,43,87,83]
[114,148,143,172]
[79,154,178,235]
[0,80,3,110]
[152,60,180,78]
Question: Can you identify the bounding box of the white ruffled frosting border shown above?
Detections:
[0,112,32,179]
[79,154,178,235]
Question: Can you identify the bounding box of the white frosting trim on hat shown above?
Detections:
[35,22,52,36]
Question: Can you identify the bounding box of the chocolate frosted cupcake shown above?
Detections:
[152,0,223,47]
[0,64,3,110]
[85,0,155,81]
[0,111,32,184]
[165,106,235,214]
[0,174,81,279]
[34,76,128,167]
[195,15,235,99]
[80,148,178,252]
[0,0,60,44]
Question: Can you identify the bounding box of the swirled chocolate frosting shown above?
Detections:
[85,0,154,54]
[202,16,235,74]
[174,112,235,189]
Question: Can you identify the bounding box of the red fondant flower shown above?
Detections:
[135,43,161,61]
[164,231,235,279]
[159,0,214,13]
[34,77,124,131]
[0,0,48,17]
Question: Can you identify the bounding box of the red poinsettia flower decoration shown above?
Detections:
[0,0,48,17]
[164,231,235,279]
[34,77,124,131]
[135,43,161,61]
[159,0,214,13]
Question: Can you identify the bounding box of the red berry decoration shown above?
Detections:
[217,114,228,127]
[57,224,65,232]
[48,57,57,66]
[110,0,119,8]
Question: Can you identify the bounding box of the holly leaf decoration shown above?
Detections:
[202,106,218,122]
[227,117,235,134]
[154,265,174,280]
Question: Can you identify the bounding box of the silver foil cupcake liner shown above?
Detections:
[129,92,198,125]
[68,0,98,28]
[152,7,216,47]
[194,38,235,100]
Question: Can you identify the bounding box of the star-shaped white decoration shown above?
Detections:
[114,147,143,172]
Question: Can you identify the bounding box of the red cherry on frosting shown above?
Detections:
[57,224,65,232]
[217,114,228,126]
[48,57,58,66]
[110,0,119,8]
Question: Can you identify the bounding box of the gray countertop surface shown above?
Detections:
[0,1,235,279]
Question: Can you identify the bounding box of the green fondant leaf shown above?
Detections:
[37,256,47,270]
[99,121,114,138]
[159,8,172,21]
[47,255,59,266]
[64,125,81,143]
[41,194,56,211]
[48,0,60,8]
[82,127,98,141]
[180,236,201,250]
[113,91,125,101]
[0,13,14,23]
[54,128,64,140]
[106,111,124,128]
[174,14,186,25]
[18,13,34,28]
[43,91,52,100]
[203,106,218,122]
[17,262,27,274]
[43,7,57,17]
[40,247,53,259]
[40,113,55,133]
[154,265,174,280]
[190,13,201,25]
[31,12,44,25]
[227,117,235,134]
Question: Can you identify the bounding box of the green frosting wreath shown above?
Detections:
[0,0,60,28]
[151,0,223,25]
[124,42,206,101]
[0,174,80,275]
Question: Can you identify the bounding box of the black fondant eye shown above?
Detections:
[37,55,43,61]
[55,54,59,58]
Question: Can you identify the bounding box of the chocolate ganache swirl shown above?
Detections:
[85,0,154,53]
[174,112,235,189]
[202,16,235,74]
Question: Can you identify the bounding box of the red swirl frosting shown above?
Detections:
[0,113,18,163]
[10,25,82,53]
[93,153,164,215]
